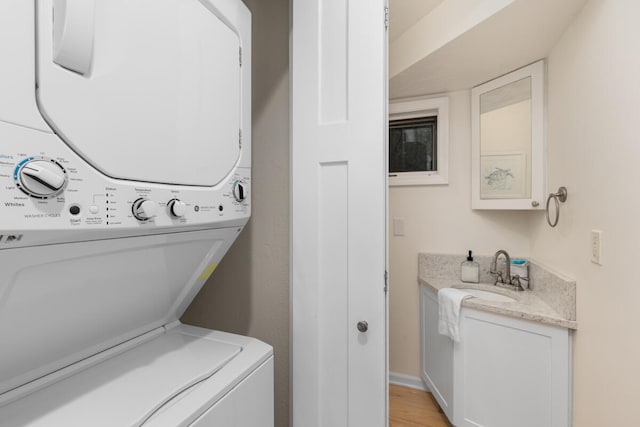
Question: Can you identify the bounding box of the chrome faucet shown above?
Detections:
[490,249,527,291]
[490,250,512,287]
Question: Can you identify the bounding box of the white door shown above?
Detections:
[291,0,388,426]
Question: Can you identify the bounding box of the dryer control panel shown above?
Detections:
[0,122,250,248]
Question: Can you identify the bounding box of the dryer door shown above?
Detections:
[35,0,242,187]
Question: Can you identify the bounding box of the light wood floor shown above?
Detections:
[389,384,452,427]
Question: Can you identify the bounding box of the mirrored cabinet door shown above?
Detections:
[471,60,546,210]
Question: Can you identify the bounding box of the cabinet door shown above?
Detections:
[471,60,546,210]
[420,286,454,421]
[454,308,569,427]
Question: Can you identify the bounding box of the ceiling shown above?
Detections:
[388,0,588,99]
[388,0,444,42]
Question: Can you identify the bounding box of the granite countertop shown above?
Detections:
[419,275,578,330]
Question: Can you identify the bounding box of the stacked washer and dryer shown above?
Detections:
[0,0,273,426]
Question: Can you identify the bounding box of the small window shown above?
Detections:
[389,96,449,186]
[389,117,437,174]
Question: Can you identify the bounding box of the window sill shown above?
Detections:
[389,172,448,187]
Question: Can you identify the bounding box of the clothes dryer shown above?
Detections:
[0,1,272,425]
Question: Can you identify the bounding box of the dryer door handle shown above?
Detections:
[52,0,96,75]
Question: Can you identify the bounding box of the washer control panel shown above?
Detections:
[0,124,250,241]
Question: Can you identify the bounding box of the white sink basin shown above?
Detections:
[462,288,516,303]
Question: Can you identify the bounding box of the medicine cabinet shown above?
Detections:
[471,60,546,210]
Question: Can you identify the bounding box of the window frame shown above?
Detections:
[388,96,449,186]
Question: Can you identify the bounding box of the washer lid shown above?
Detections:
[36,0,242,186]
[0,329,241,427]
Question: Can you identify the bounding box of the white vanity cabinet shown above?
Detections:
[420,285,454,421]
[453,308,570,427]
[420,285,571,427]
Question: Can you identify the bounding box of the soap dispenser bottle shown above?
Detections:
[461,250,479,283]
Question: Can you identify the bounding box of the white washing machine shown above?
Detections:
[0,1,273,426]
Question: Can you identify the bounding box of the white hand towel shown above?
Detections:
[438,288,472,342]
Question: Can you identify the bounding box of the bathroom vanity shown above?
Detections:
[418,253,576,427]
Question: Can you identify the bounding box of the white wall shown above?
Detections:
[529,1,640,425]
[389,90,536,377]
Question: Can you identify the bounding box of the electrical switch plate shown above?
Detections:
[393,218,405,236]
[591,230,602,265]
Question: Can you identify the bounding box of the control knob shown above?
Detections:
[16,158,67,198]
[232,180,248,202]
[167,199,187,218]
[132,198,157,221]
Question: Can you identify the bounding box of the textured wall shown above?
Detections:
[182,0,290,425]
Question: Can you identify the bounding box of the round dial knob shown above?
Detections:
[16,158,67,198]
[168,199,187,218]
[232,180,248,202]
[132,198,158,221]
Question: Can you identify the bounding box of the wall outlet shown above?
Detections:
[591,230,603,265]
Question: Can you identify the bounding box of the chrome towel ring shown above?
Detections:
[546,187,568,227]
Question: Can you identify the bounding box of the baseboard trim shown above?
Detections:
[389,372,427,391]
